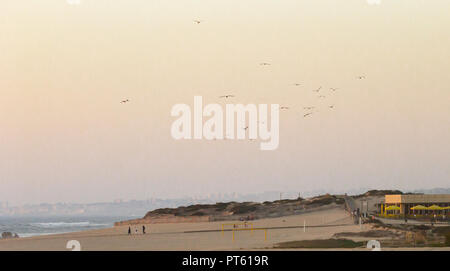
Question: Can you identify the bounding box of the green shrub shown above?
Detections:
[192,211,205,216]
[276,239,364,249]
[231,204,258,214]
[215,202,234,211]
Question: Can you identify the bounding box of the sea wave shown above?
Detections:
[0,216,131,238]
[16,232,69,238]
[30,222,109,228]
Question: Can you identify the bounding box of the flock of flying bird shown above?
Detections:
[119,19,367,123]
[214,65,366,118]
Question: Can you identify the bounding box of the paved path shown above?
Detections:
[344,196,359,224]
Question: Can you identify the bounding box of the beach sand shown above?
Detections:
[1,207,448,251]
[0,207,359,250]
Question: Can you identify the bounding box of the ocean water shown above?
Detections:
[0,216,133,238]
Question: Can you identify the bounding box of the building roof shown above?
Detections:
[385,194,450,204]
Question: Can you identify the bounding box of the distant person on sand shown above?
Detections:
[142,225,146,234]
[128,226,131,235]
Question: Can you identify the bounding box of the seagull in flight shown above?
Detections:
[293,83,301,86]
[219,95,235,99]
[120,99,129,104]
[260,62,271,66]
[330,88,338,91]
[313,86,322,92]
[304,106,315,110]
[304,112,313,117]
[318,95,326,98]
[193,20,203,24]
[280,106,289,110]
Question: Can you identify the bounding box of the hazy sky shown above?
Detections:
[1,0,449,205]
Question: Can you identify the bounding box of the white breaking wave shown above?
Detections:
[1,216,129,239]
[17,232,69,238]
[30,222,109,228]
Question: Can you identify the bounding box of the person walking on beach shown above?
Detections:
[142,225,146,234]
[128,226,131,235]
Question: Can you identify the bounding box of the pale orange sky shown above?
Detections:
[1,0,449,204]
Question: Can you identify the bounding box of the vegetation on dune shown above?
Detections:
[214,202,235,211]
[370,222,450,248]
[276,239,364,249]
[230,204,258,214]
[431,226,450,247]
[191,211,206,216]
[432,226,450,235]
[147,208,179,216]
[143,193,346,220]
[306,194,341,206]
[333,230,400,239]
[184,204,215,211]
[353,190,404,199]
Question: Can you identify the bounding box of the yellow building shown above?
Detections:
[382,194,450,216]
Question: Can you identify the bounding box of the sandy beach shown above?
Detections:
[0,207,364,251]
[2,206,449,251]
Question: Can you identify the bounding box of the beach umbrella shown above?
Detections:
[411,205,427,215]
[410,205,427,210]
[385,205,401,211]
[427,205,444,216]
